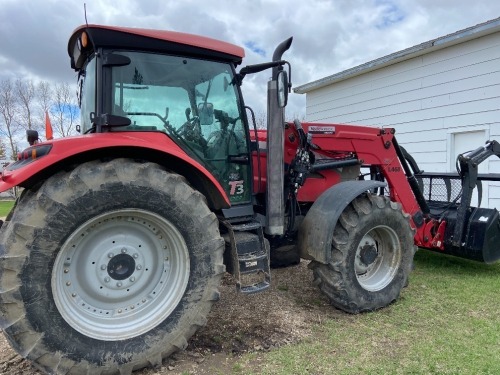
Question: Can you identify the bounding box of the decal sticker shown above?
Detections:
[228,180,244,195]
[387,166,401,172]
[308,126,335,134]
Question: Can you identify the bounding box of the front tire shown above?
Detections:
[0,159,224,374]
[310,194,415,313]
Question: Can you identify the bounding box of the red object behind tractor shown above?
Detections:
[1,24,499,374]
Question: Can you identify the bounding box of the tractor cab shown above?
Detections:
[69,25,254,204]
[65,24,291,296]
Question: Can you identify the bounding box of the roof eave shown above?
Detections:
[294,17,500,94]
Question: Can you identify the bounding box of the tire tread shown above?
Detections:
[0,158,224,374]
[310,194,414,314]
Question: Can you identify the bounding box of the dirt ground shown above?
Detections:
[0,260,347,375]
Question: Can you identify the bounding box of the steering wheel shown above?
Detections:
[178,116,208,149]
[178,116,198,137]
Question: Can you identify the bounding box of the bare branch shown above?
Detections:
[15,78,38,131]
[37,80,54,131]
[52,82,79,138]
[0,79,21,159]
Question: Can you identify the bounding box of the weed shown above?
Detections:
[239,250,500,374]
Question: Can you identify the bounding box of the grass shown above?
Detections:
[0,196,497,373]
[0,200,14,217]
[236,250,500,374]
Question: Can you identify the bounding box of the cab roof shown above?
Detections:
[68,24,245,70]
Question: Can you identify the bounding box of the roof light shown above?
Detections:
[81,31,88,48]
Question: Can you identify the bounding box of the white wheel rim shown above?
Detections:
[52,209,190,341]
[354,225,402,292]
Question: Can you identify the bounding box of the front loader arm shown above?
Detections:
[302,123,426,227]
[285,122,435,248]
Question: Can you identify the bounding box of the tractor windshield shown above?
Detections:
[79,51,251,205]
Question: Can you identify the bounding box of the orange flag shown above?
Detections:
[45,111,53,141]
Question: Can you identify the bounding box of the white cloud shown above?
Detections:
[1,0,500,120]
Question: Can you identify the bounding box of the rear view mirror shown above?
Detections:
[198,103,214,125]
[277,70,288,108]
[26,130,39,145]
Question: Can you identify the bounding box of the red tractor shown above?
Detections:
[1,24,499,374]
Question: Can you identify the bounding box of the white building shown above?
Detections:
[0,160,14,199]
[294,17,500,209]
[0,160,9,171]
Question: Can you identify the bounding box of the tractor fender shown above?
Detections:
[0,133,230,209]
[298,180,386,264]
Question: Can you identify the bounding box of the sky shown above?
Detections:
[1,0,500,121]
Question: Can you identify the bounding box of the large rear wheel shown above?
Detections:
[310,194,415,313]
[0,159,224,374]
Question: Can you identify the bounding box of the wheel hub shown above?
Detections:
[94,244,147,292]
[354,225,402,292]
[107,253,136,280]
[359,243,378,266]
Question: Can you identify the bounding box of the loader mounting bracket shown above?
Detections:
[453,140,500,247]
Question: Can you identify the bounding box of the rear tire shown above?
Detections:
[310,194,415,313]
[0,159,224,374]
[270,245,300,268]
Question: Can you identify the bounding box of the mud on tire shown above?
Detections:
[0,159,225,374]
[310,194,415,314]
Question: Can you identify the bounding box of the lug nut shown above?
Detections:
[66,281,71,286]
[129,277,135,282]
[136,265,142,270]
[133,253,139,259]
[117,282,122,287]
[104,277,110,283]
[108,253,114,258]
[121,248,127,253]
[101,264,107,270]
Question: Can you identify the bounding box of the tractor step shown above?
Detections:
[221,220,271,294]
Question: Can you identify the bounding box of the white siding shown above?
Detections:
[305,32,500,208]
[0,161,13,199]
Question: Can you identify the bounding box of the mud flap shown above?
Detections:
[298,180,386,264]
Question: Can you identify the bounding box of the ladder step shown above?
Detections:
[221,219,271,294]
[238,251,267,262]
[239,281,270,294]
[230,221,262,231]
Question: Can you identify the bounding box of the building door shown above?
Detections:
[451,130,487,207]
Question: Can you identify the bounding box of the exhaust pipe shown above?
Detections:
[265,37,292,235]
